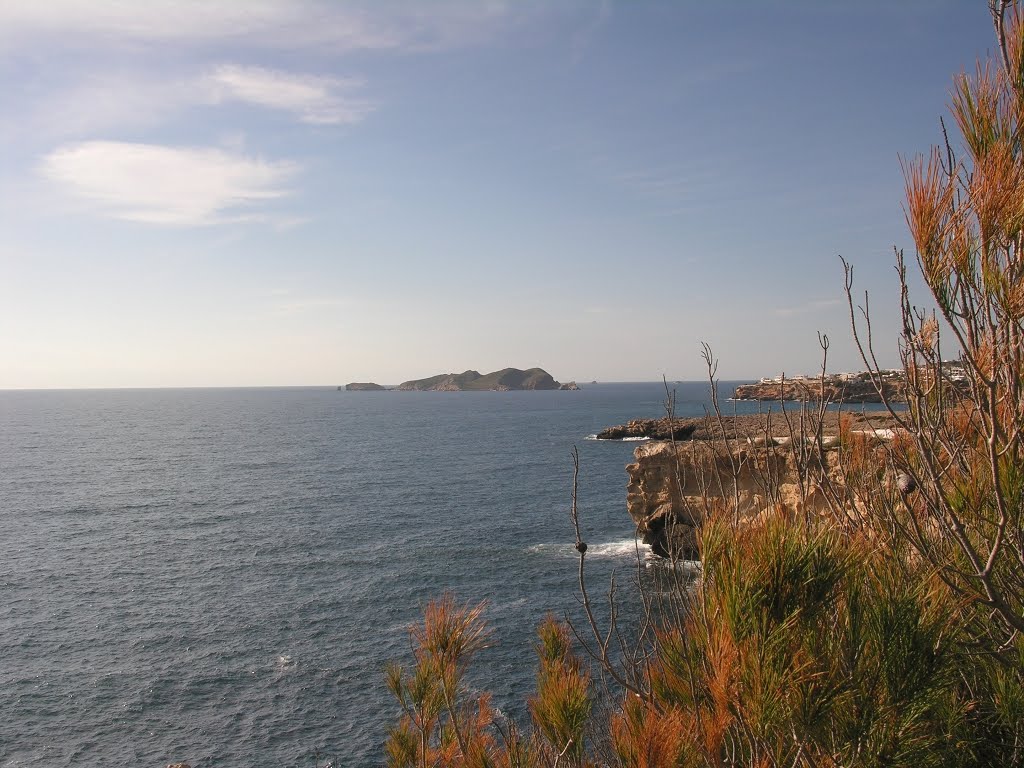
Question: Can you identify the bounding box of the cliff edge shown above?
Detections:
[619,413,899,558]
[626,440,844,559]
[733,363,968,403]
[733,377,905,403]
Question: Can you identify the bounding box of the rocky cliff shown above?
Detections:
[626,440,845,559]
[398,367,563,391]
[733,377,905,403]
[597,417,700,441]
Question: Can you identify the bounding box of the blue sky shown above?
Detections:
[0,1,996,387]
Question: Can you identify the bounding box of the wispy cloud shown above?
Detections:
[0,0,516,53]
[40,141,298,226]
[17,65,373,140]
[774,298,843,317]
[203,65,371,125]
[0,1,393,50]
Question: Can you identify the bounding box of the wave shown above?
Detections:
[528,539,650,559]
[582,435,651,442]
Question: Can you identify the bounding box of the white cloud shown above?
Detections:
[40,141,298,225]
[20,65,372,140]
[0,0,514,52]
[203,65,371,125]
[0,1,391,50]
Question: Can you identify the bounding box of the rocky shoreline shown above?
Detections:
[598,411,899,442]
[605,411,901,559]
[731,362,969,403]
[732,378,905,403]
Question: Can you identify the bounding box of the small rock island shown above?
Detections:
[345,382,386,391]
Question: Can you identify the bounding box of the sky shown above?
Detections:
[0,0,999,388]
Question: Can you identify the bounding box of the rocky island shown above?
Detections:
[342,368,578,392]
[398,367,576,391]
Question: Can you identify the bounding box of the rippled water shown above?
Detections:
[0,382,747,767]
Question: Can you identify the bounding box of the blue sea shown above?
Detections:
[0,381,756,767]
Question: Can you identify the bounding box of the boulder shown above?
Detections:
[596,417,699,441]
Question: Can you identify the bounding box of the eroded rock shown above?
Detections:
[626,440,844,559]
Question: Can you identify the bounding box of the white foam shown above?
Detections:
[587,539,648,558]
[273,655,297,678]
[527,539,649,559]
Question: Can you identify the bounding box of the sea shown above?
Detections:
[0,381,764,767]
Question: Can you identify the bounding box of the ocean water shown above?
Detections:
[0,381,753,767]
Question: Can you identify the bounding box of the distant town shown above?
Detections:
[754,360,967,386]
[734,361,968,402]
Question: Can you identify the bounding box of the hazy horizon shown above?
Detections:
[1,1,992,388]
[0,375,753,392]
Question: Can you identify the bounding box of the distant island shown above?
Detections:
[344,367,579,392]
[400,367,578,391]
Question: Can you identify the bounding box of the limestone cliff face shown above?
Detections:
[626,441,843,559]
[733,378,905,403]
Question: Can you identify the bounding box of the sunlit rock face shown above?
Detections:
[732,377,905,403]
[626,441,845,559]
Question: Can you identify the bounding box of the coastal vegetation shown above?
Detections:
[384,3,1024,765]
